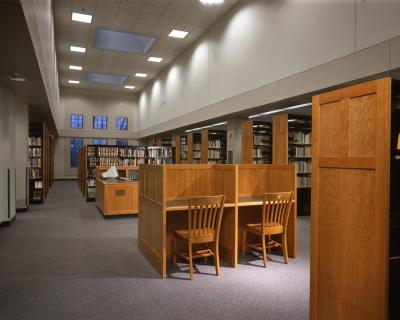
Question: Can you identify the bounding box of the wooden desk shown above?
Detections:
[96,178,138,216]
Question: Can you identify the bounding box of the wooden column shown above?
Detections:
[201,130,208,164]
[272,114,288,165]
[187,133,193,164]
[174,135,180,164]
[241,120,253,163]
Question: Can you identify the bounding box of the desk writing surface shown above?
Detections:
[98,178,138,185]
[166,199,236,212]
[238,196,296,206]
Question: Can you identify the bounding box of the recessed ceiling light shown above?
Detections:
[69,80,80,84]
[70,46,86,53]
[168,29,188,39]
[69,65,83,71]
[10,72,26,82]
[124,85,135,89]
[135,73,148,78]
[72,12,92,23]
[148,57,163,63]
[199,0,224,4]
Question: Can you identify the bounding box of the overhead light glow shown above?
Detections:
[288,119,297,122]
[72,12,92,23]
[70,46,86,53]
[148,57,163,63]
[124,85,135,89]
[168,29,189,39]
[69,80,80,84]
[199,0,224,4]
[135,73,148,78]
[69,65,83,70]
[10,72,26,82]
[249,102,312,119]
[185,121,227,133]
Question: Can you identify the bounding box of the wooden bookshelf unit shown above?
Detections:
[201,129,227,164]
[241,120,272,164]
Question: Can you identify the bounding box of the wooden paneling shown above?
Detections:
[241,120,253,164]
[272,114,289,164]
[311,78,391,320]
[175,135,181,164]
[187,133,193,164]
[201,130,208,164]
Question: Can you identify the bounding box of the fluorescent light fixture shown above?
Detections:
[288,119,297,122]
[249,109,285,119]
[70,46,86,53]
[249,102,312,119]
[86,72,127,85]
[72,12,92,23]
[69,65,83,71]
[185,121,227,133]
[148,57,163,63]
[168,29,188,39]
[285,102,312,110]
[96,29,156,54]
[135,73,148,78]
[69,80,80,84]
[199,0,224,4]
[124,85,135,89]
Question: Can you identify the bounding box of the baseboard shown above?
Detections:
[0,215,16,227]
[16,207,29,213]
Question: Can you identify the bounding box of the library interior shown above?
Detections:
[1,0,400,319]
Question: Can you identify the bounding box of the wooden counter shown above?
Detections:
[96,178,138,216]
[138,164,297,278]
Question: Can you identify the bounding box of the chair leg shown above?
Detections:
[241,229,247,257]
[261,234,268,268]
[215,241,220,276]
[172,234,176,269]
[282,233,288,264]
[204,243,208,263]
[189,242,194,280]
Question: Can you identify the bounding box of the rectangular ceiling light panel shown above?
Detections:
[72,12,92,23]
[86,73,127,85]
[96,29,156,54]
[168,30,188,38]
[148,57,163,63]
[70,46,86,53]
[69,65,83,70]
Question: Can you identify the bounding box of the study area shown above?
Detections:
[1,1,400,320]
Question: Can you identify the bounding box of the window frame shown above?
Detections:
[70,114,83,129]
[92,139,107,145]
[93,115,107,130]
[116,117,128,131]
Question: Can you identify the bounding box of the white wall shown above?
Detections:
[137,0,400,137]
[0,87,17,224]
[15,100,29,210]
[20,0,61,130]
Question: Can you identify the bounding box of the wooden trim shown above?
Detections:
[319,157,376,169]
[201,130,208,164]
[175,135,181,164]
[187,132,193,164]
[272,114,289,165]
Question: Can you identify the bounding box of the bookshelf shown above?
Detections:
[241,120,272,164]
[28,122,52,204]
[178,135,188,164]
[201,129,227,164]
[272,113,312,216]
[78,145,140,201]
[147,146,174,164]
[191,132,202,164]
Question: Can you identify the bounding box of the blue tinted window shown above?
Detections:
[116,117,128,130]
[70,139,83,167]
[92,139,107,145]
[93,115,107,130]
[70,114,83,129]
[116,140,128,146]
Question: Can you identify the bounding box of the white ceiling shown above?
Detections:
[54,0,240,94]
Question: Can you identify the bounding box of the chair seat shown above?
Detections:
[174,229,215,244]
[244,222,283,235]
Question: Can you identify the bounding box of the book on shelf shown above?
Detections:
[28,136,41,146]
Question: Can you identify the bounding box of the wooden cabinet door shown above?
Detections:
[311,78,391,320]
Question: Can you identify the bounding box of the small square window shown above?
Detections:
[71,114,83,129]
[93,115,107,130]
[92,139,107,145]
[116,117,128,130]
[70,139,83,167]
[116,140,128,146]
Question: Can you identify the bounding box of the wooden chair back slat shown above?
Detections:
[262,192,293,230]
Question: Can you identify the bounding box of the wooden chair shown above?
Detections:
[241,192,293,267]
[172,195,225,280]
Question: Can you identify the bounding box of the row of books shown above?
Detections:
[30,168,41,178]
[289,131,311,145]
[147,147,173,158]
[298,176,311,188]
[87,178,96,187]
[89,157,145,167]
[29,158,42,168]
[290,160,312,174]
[253,135,271,146]
[31,190,42,200]
[180,145,188,152]
[147,158,174,164]
[208,140,223,149]
[28,147,41,157]
[253,148,271,158]
[34,181,43,189]
[193,151,201,159]
[28,137,41,146]
[208,150,224,159]
[208,159,225,164]
[290,146,312,158]
[95,147,146,158]
[87,187,96,199]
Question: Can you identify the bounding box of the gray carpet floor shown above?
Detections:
[0,180,310,320]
